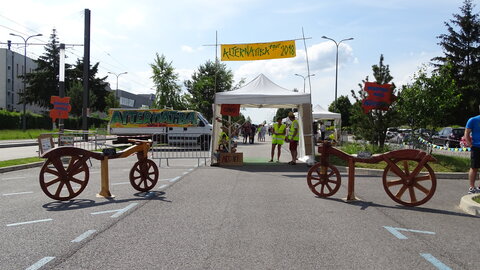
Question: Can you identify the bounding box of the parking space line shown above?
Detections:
[7,218,53,227]
[158,184,168,189]
[420,253,451,270]
[91,203,138,218]
[2,191,34,196]
[2,176,26,181]
[112,182,130,186]
[71,230,97,243]
[26,257,55,270]
[169,176,180,183]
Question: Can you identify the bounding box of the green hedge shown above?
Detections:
[0,110,108,130]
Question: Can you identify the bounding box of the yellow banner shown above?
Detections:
[221,40,296,61]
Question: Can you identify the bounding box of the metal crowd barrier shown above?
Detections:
[38,129,111,156]
[149,133,211,166]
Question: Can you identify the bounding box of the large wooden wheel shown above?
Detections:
[39,154,90,201]
[307,163,341,197]
[129,159,159,192]
[382,159,436,207]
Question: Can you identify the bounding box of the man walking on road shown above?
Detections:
[465,109,480,194]
[287,112,299,165]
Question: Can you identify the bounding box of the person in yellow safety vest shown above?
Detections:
[269,117,287,162]
[218,127,230,152]
[287,111,299,165]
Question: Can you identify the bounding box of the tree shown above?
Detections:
[151,53,186,109]
[70,59,109,113]
[350,55,400,149]
[397,64,460,133]
[328,95,352,127]
[433,0,480,124]
[274,108,294,122]
[184,60,234,121]
[24,29,63,108]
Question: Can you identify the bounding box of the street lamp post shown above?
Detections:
[108,71,127,100]
[294,73,315,93]
[9,33,42,131]
[321,36,353,112]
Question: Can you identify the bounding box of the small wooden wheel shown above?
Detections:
[307,163,341,197]
[382,159,436,207]
[130,159,159,192]
[39,154,90,201]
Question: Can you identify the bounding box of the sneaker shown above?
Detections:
[268,160,273,162]
[468,187,477,194]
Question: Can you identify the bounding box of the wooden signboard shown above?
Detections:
[219,152,243,166]
[38,134,54,156]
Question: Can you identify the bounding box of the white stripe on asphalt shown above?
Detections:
[112,182,130,186]
[2,176,26,180]
[158,184,168,189]
[169,176,180,183]
[26,257,55,270]
[91,203,138,218]
[6,218,53,227]
[71,230,97,243]
[2,191,34,196]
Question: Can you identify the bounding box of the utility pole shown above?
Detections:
[82,8,91,137]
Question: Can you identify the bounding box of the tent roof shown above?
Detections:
[312,104,341,120]
[215,74,311,108]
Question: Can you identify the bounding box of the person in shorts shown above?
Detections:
[465,111,480,194]
[287,112,299,165]
[269,117,286,162]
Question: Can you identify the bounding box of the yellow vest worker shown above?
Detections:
[272,122,286,145]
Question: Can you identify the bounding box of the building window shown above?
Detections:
[16,64,19,76]
[8,65,11,70]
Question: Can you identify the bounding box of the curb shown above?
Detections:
[0,161,44,173]
[459,194,480,216]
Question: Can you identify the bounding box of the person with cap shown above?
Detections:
[287,111,299,165]
[269,117,286,162]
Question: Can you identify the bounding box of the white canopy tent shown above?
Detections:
[312,104,342,141]
[213,74,314,164]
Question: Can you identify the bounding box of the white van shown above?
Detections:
[108,108,212,150]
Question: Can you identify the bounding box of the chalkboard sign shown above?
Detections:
[38,134,54,156]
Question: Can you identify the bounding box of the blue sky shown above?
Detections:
[0,0,471,123]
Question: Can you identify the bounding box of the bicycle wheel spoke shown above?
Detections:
[386,179,404,187]
[55,182,65,198]
[408,186,417,203]
[403,160,410,176]
[395,185,408,199]
[45,178,61,187]
[414,182,430,195]
[415,175,431,182]
[44,167,60,176]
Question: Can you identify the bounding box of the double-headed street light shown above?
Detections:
[108,71,127,100]
[9,33,43,131]
[321,36,354,112]
[294,73,315,93]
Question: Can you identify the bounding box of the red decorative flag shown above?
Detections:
[221,104,241,117]
[362,82,392,113]
[49,96,71,122]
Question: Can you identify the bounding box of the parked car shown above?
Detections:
[431,127,465,148]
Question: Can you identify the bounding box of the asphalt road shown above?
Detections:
[0,140,478,269]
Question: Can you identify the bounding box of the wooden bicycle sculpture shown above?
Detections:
[39,139,158,201]
[307,142,437,207]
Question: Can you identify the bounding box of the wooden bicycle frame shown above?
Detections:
[318,142,436,201]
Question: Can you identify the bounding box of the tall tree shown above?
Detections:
[150,53,186,109]
[66,81,97,117]
[433,0,480,123]
[70,59,109,113]
[350,55,400,148]
[184,60,234,121]
[397,64,460,134]
[328,95,352,127]
[24,29,64,108]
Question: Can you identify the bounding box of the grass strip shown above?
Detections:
[0,157,43,168]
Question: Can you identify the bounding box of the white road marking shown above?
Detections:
[112,182,130,186]
[2,191,34,196]
[6,218,53,227]
[2,176,26,180]
[169,176,180,183]
[91,203,138,218]
[71,230,97,243]
[26,257,55,270]
[158,184,168,189]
